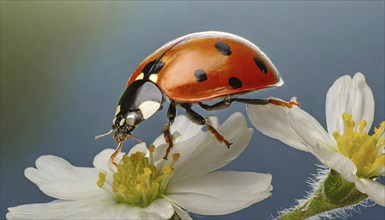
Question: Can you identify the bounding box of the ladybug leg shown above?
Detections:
[180,103,232,148]
[231,98,299,108]
[198,96,232,111]
[109,142,123,170]
[200,97,299,110]
[163,101,176,160]
[198,96,262,111]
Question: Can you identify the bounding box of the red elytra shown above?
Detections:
[127,31,283,103]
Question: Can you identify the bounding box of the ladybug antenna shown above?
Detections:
[95,129,113,140]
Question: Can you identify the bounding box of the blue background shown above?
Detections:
[1,1,384,219]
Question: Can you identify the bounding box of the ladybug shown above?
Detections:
[106,31,297,167]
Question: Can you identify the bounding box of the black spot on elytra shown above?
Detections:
[228,77,242,89]
[142,59,165,76]
[253,57,268,74]
[215,41,232,56]
[194,69,208,82]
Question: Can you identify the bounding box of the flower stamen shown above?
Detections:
[97,147,180,207]
[97,172,106,188]
[149,144,155,165]
[333,113,385,178]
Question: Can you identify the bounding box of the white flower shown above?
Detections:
[7,112,273,219]
[247,72,385,207]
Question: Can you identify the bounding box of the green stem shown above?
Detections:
[278,190,337,220]
[278,170,368,220]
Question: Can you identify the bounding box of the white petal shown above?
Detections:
[247,103,309,152]
[172,115,206,142]
[7,194,113,219]
[355,178,385,207]
[92,198,173,219]
[128,142,149,155]
[25,155,103,200]
[167,171,272,200]
[7,196,174,220]
[165,172,272,216]
[172,204,193,220]
[93,148,124,171]
[310,144,357,182]
[151,130,207,165]
[206,115,219,129]
[351,73,374,130]
[170,113,253,183]
[247,103,334,152]
[152,115,204,148]
[100,198,173,219]
[136,199,175,219]
[326,73,374,135]
[289,106,336,150]
[151,114,221,164]
[152,135,166,149]
[151,115,206,163]
[326,75,352,134]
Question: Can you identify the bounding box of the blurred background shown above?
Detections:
[1,1,384,219]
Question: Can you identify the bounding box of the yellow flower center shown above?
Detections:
[97,145,180,207]
[333,113,385,178]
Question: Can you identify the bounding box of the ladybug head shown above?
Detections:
[111,111,142,142]
[111,80,164,143]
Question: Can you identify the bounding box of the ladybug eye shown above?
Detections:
[126,112,137,126]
